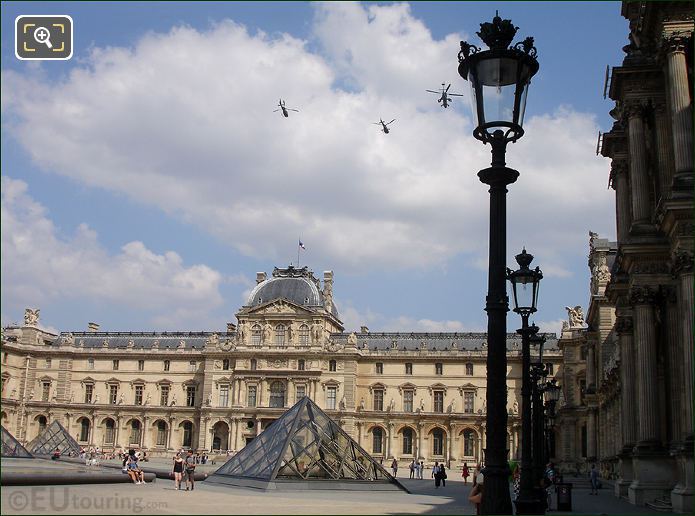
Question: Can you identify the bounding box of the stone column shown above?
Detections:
[652,101,675,196]
[611,159,632,244]
[356,422,362,449]
[114,416,121,450]
[417,423,424,460]
[625,101,652,225]
[674,251,694,437]
[617,315,637,447]
[665,34,694,182]
[661,286,683,443]
[141,416,148,448]
[586,344,596,391]
[446,426,453,466]
[258,378,265,407]
[166,418,173,450]
[587,409,597,460]
[387,422,394,459]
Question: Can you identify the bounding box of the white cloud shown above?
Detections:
[1,2,614,279]
[1,176,227,328]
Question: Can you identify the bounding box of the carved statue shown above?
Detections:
[263,323,273,343]
[24,308,40,326]
[170,394,177,406]
[312,322,323,343]
[63,333,75,345]
[513,401,519,414]
[144,393,151,405]
[94,394,100,404]
[339,396,346,411]
[286,324,293,344]
[419,398,425,411]
[387,399,395,412]
[565,306,585,328]
[178,339,186,348]
[359,398,365,411]
[118,393,124,405]
[347,332,357,346]
[562,321,569,331]
[206,393,212,406]
[208,333,219,347]
[447,400,455,413]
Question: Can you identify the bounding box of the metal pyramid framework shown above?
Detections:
[1,425,33,458]
[207,397,407,491]
[27,420,81,456]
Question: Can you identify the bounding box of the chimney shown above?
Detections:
[256,272,267,284]
[360,326,369,334]
[323,271,334,311]
[226,323,236,333]
[88,322,100,332]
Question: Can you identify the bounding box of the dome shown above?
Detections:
[246,266,340,319]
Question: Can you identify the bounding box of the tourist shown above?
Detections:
[409,459,415,479]
[185,449,197,491]
[544,462,557,509]
[51,447,61,460]
[391,458,398,477]
[589,463,600,495]
[439,463,447,487]
[512,464,520,500]
[172,453,184,490]
[472,463,482,486]
[468,471,484,515]
[462,462,470,484]
[126,451,145,484]
[432,461,441,488]
[418,461,424,479]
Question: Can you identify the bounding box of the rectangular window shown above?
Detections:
[109,385,118,404]
[186,385,196,407]
[41,382,50,401]
[163,360,170,372]
[326,386,337,410]
[298,359,305,371]
[138,360,144,371]
[84,384,93,404]
[433,391,444,413]
[45,358,52,369]
[464,391,475,413]
[435,363,443,375]
[219,385,229,407]
[465,363,474,375]
[160,385,169,406]
[135,385,144,405]
[112,359,119,371]
[376,362,383,374]
[222,359,230,370]
[156,424,167,446]
[188,361,196,372]
[403,390,414,412]
[579,379,586,405]
[247,385,257,407]
[295,384,306,401]
[405,363,412,375]
[373,389,384,411]
[546,363,554,375]
[87,358,94,370]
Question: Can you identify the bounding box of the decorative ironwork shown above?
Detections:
[514,37,537,57]
[477,12,518,51]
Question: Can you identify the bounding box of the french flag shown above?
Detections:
[299,240,306,250]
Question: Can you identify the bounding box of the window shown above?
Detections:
[41,381,50,401]
[84,384,93,404]
[182,421,193,448]
[329,360,337,372]
[250,358,257,371]
[435,363,443,375]
[247,385,257,407]
[465,363,474,376]
[373,389,384,411]
[432,428,444,456]
[104,419,115,444]
[326,386,337,410]
[402,428,413,455]
[45,358,52,368]
[112,359,119,371]
[219,385,229,407]
[188,361,196,372]
[163,360,170,372]
[299,324,309,345]
[87,358,94,370]
[160,385,169,406]
[79,419,90,442]
[138,360,144,371]
[463,391,475,414]
[463,429,476,456]
[403,390,414,412]
[269,381,286,408]
[222,359,230,370]
[109,385,118,404]
[433,391,444,413]
[130,420,141,445]
[134,385,144,405]
[375,362,383,374]
[37,416,47,434]
[546,363,554,375]
[251,324,262,345]
[405,363,412,375]
[275,324,286,346]
[295,384,306,400]
[372,427,383,454]
[298,359,305,371]
[156,421,167,446]
[186,385,196,407]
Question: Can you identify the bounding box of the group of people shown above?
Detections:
[123,449,146,484]
[172,449,198,491]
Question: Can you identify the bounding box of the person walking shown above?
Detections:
[440,464,447,487]
[462,462,470,484]
[473,463,482,486]
[185,450,197,491]
[589,463,600,495]
[468,471,484,515]
[391,458,398,477]
[409,459,415,479]
[433,461,441,488]
[172,453,184,490]
[544,462,557,509]
[419,461,424,479]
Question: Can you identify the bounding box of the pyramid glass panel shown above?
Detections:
[1,425,33,458]
[27,420,81,456]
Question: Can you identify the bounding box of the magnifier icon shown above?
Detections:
[34,26,53,49]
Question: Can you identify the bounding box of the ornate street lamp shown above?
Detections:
[530,332,549,501]
[508,250,543,515]
[458,13,539,515]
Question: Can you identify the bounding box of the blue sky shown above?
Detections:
[1,1,626,334]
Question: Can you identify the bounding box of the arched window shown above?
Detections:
[269,381,286,408]
[463,429,476,457]
[372,427,383,454]
[402,428,413,455]
[299,324,309,345]
[156,421,167,446]
[329,360,337,372]
[182,421,193,448]
[37,415,47,434]
[79,418,90,442]
[275,324,286,346]
[432,428,444,456]
[465,363,474,376]
[130,420,141,445]
[104,419,115,444]
[251,324,262,345]
[250,358,257,371]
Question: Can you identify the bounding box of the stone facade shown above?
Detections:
[1,266,562,471]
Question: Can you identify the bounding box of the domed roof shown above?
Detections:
[246,266,340,319]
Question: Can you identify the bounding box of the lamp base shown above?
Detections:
[514,494,545,515]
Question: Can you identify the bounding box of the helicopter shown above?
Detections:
[273,99,299,118]
[373,118,396,134]
[426,83,463,108]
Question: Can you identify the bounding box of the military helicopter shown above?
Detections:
[426,83,463,108]
[373,118,396,134]
[273,99,299,118]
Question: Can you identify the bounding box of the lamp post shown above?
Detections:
[544,380,561,464]
[458,14,539,515]
[530,332,548,496]
[507,249,543,515]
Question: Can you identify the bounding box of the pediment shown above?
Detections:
[242,298,316,316]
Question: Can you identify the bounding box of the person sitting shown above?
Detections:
[51,448,61,460]
[126,451,145,484]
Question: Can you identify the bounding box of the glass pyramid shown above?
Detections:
[27,420,81,456]
[1,425,33,458]
[209,397,406,491]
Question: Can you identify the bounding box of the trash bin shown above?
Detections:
[556,482,573,511]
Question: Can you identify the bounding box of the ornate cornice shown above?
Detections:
[614,316,633,335]
[629,285,658,305]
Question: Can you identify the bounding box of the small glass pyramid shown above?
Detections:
[208,397,406,491]
[1,425,33,458]
[27,420,81,456]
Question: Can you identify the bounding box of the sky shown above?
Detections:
[1,1,627,335]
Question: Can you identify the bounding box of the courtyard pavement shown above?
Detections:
[1,458,665,515]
